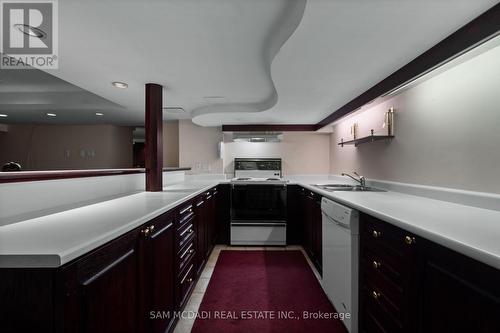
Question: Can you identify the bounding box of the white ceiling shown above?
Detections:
[0,67,124,124]
[1,0,498,126]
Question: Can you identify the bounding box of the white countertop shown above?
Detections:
[0,180,219,268]
[1,177,500,270]
[296,181,500,270]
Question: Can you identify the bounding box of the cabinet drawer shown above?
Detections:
[362,215,416,255]
[362,288,403,333]
[361,265,403,314]
[178,239,195,273]
[361,246,405,291]
[362,283,403,332]
[178,203,194,225]
[178,261,196,308]
[177,218,195,250]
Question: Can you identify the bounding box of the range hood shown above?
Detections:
[229,131,283,143]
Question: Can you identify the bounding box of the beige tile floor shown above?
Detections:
[173,245,321,333]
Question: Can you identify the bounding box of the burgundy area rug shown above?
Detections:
[191,250,348,333]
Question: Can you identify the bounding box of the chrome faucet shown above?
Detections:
[342,172,366,187]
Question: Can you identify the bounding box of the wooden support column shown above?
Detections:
[145,83,163,191]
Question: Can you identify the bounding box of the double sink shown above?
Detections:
[313,184,386,192]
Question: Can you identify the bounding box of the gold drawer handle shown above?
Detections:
[372,291,381,300]
[404,235,416,245]
[372,230,382,238]
[372,261,381,269]
[141,225,156,237]
[141,227,150,236]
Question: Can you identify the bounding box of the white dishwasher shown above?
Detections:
[321,197,359,333]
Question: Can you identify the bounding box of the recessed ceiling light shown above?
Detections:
[95,112,104,116]
[14,24,46,38]
[46,113,57,117]
[203,96,226,103]
[112,81,128,89]
[0,114,7,117]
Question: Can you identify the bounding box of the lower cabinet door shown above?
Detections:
[195,198,207,275]
[312,197,323,274]
[419,240,500,332]
[148,216,176,333]
[62,230,142,333]
[302,192,314,257]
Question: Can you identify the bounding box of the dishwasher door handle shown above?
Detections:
[323,214,350,230]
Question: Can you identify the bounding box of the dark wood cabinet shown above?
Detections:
[175,187,218,309]
[147,213,176,333]
[194,196,207,275]
[359,212,500,333]
[286,185,301,244]
[59,211,177,333]
[60,227,143,333]
[301,188,313,256]
[193,187,218,277]
[1,186,220,333]
[205,189,216,256]
[418,238,500,333]
[359,213,418,333]
[216,184,231,244]
[175,201,195,309]
[312,196,322,273]
[298,186,322,275]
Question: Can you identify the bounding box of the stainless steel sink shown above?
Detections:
[313,184,386,192]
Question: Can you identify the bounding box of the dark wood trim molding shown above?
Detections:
[315,3,500,129]
[145,83,163,191]
[222,4,500,132]
[0,167,191,184]
[221,124,317,132]
[0,169,143,184]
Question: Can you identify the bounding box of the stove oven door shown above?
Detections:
[230,184,287,245]
[231,184,287,222]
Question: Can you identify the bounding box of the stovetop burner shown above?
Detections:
[231,177,288,184]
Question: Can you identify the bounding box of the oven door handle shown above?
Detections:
[231,222,287,227]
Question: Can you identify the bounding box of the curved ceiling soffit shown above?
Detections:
[191,0,307,126]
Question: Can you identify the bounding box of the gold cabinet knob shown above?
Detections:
[372,230,382,238]
[404,235,416,245]
[141,227,150,236]
[189,249,195,254]
[149,225,155,232]
[372,260,381,269]
[372,291,381,300]
[189,229,194,234]
[187,278,193,283]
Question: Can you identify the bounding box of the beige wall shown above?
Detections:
[163,121,179,167]
[0,124,133,170]
[223,132,330,176]
[329,39,500,194]
[178,120,223,173]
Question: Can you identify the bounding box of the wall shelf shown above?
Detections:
[338,135,394,147]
